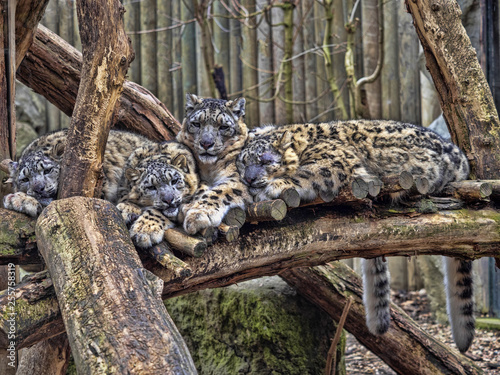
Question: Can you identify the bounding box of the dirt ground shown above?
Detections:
[345,290,500,374]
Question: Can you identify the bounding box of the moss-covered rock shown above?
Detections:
[164,276,344,375]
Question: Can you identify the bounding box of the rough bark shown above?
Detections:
[35,197,197,374]
[281,263,481,375]
[57,0,133,199]
[405,0,500,179]
[17,25,180,141]
[16,333,70,375]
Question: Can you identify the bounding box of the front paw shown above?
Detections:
[116,202,142,225]
[3,192,43,217]
[183,207,224,235]
[183,209,212,235]
[130,212,172,248]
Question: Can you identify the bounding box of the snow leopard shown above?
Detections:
[236,120,474,353]
[116,141,199,248]
[3,129,154,217]
[176,94,252,235]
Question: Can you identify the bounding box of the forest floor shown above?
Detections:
[345,289,500,374]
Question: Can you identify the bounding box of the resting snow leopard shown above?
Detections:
[176,94,252,235]
[116,141,199,248]
[3,129,154,217]
[236,120,474,353]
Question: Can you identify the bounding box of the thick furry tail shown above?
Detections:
[443,257,475,353]
[362,257,391,335]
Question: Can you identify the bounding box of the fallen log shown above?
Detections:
[281,263,481,375]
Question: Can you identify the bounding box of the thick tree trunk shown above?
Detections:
[17,25,180,141]
[57,0,134,199]
[281,263,481,375]
[36,197,197,374]
[405,0,500,178]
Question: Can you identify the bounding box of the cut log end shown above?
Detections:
[351,178,369,199]
[399,171,414,190]
[218,223,239,242]
[246,199,287,222]
[148,242,192,278]
[223,207,246,228]
[280,188,301,208]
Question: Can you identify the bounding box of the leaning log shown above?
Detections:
[17,25,180,141]
[281,263,481,375]
[35,197,197,374]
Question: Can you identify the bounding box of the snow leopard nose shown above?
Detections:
[160,191,174,205]
[200,134,215,150]
[245,165,260,185]
[33,181,45,193]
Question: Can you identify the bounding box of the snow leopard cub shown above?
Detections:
[3,129,154,217]
[176,94,252,235]
[116,141,199,248]
[237,120,474,353]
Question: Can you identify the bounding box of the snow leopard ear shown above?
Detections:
[185,93,202,115]
[125,167,140,182]
[4,159,18,176]
[226,97,245,120]
[277,130,293,151]
[172,154,189,174]
[51,142,65,159]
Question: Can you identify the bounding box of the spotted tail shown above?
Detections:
[443,257,475,353]
[362,257,391,335]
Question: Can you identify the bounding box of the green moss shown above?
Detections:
[165,277,343,375]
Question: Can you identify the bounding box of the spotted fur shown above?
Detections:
[238,120,474,352]
[176,94,252,235]
[116,141,199,248]
[3,129,154,217]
